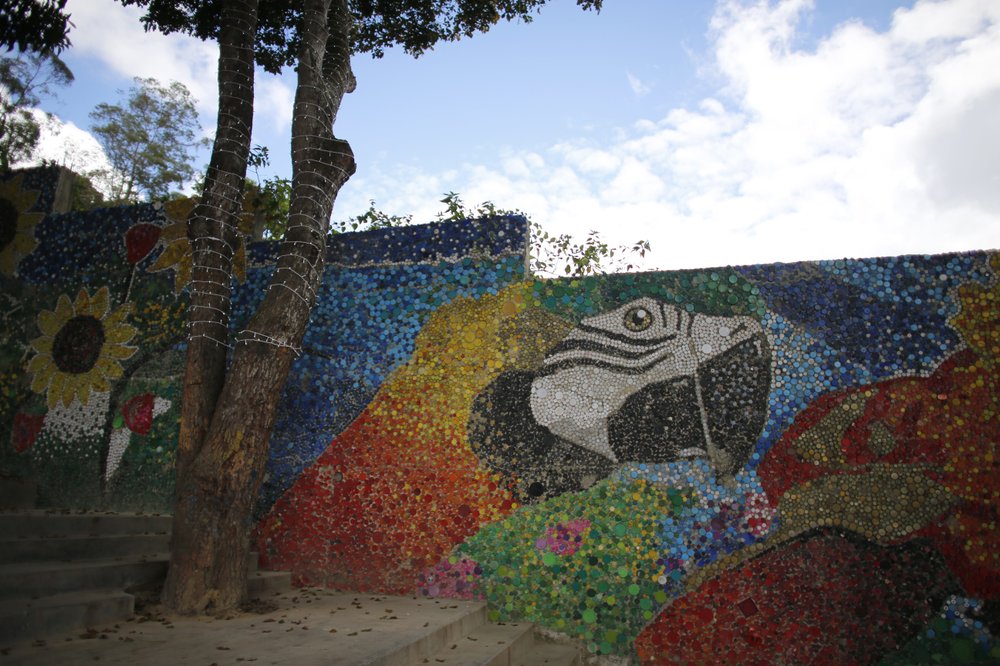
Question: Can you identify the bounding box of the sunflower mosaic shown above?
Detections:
[0,173,44,276]
[148,195,256,293]
[27,287,137,409]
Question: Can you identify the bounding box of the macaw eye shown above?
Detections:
[623,306,654,332]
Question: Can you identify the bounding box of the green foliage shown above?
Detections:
[68,171,106,211]
[333,199,412,233]
[221,178,648,278]
[0,50,72,170]
[89,77,209,204]
[0,0,72,54]
[433,191,651,278]
[241,145,290,239]
[119,0,603,70]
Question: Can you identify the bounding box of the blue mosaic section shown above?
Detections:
[737,253,995,466]
[1,165,64,215]
[233,218,530,514]
[18,204,163,289]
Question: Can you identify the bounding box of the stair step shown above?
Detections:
[0,555,169,597]
[0,534,170,564]
[247,569,292,597]
[426,621,535,666]
[356,600,488,666]
[0,589,134,643]
[0,593,497,665]
[0,511,172,538]
[513,642,580,666]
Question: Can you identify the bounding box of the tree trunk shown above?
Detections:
[162,0,260,613]
[163,0,356,615]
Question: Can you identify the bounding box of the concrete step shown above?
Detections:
[0,510,297,647]
[0,589,134,643]
[426,620,535,666]
[0,511,172,538]
[247,569,292,597]
[0,554,169,598]
[0,533,170,564]
[0,591,585,666]
[514,642,580,666]
[357,599,489,666]
[0,592,496,665]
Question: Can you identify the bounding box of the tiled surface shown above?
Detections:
[2,167,998,663]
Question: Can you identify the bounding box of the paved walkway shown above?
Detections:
[0,587,492,666]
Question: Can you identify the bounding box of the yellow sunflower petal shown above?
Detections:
[37,310,62,337]
[30,334,53,354]
[90,287,110,319]
[47,372,66,409]
[61,374,79,407]
[0,250,15,277]
[95,357,125,380]
[30,360,54,393]
[149,239,190,272]
[103,343,138,360]
[54,294,73,320]
[74,288,91,315]
[27,352,51,373]
[104,321,137,345]
[11,228,38,252]
[77,378,91,406]
[90,375,110,393]
[175,259,193,292]
[160,220,187,242]
[103,305,129,328]
[164,198,196,224]
[233,240,247,283]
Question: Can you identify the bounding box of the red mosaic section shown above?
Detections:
[635,532,957,665]
[255,385,516,593]
[758,348,999,598]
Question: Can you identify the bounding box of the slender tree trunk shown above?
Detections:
[162,0,260,613]
[162,0,355,615]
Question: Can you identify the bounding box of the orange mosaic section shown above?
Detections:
[255,285,555,592]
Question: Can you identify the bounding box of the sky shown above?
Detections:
[18,0,1000,271]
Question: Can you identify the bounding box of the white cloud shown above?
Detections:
[627,72,652,97]
[14,112,117,195]
[66,0,219,116]
[64,0,294,139]
[340,0,1000,271]
[255,76,296,135]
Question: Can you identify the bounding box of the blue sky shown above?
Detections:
[22,0,1000,271]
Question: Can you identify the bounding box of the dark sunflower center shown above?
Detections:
[52,315,106,374]
[0,198,18,251]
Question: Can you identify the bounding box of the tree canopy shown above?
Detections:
[0,50,73,170]
[89,77,207,203]
[120,0,602,72]
[0,0,72,54]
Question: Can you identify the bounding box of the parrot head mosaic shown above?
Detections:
[2,167,999,664]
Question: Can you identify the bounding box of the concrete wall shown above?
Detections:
[2,167,997,663]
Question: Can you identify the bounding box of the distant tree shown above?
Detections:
[89,77,208,203]
[0,0,72,54]
[120,0,603,616]
[434,192,650,276]
[0,51,72,170]
[68,170,106,211]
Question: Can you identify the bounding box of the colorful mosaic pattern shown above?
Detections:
[2,167,998,663]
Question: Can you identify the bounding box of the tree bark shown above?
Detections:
[163,0,356,615]
[162,0,260,613]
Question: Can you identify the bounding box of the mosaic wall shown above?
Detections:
[0,167,528,512]
[3,167,999,663]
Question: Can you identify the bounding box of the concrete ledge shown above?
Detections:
[0,590,134,643]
